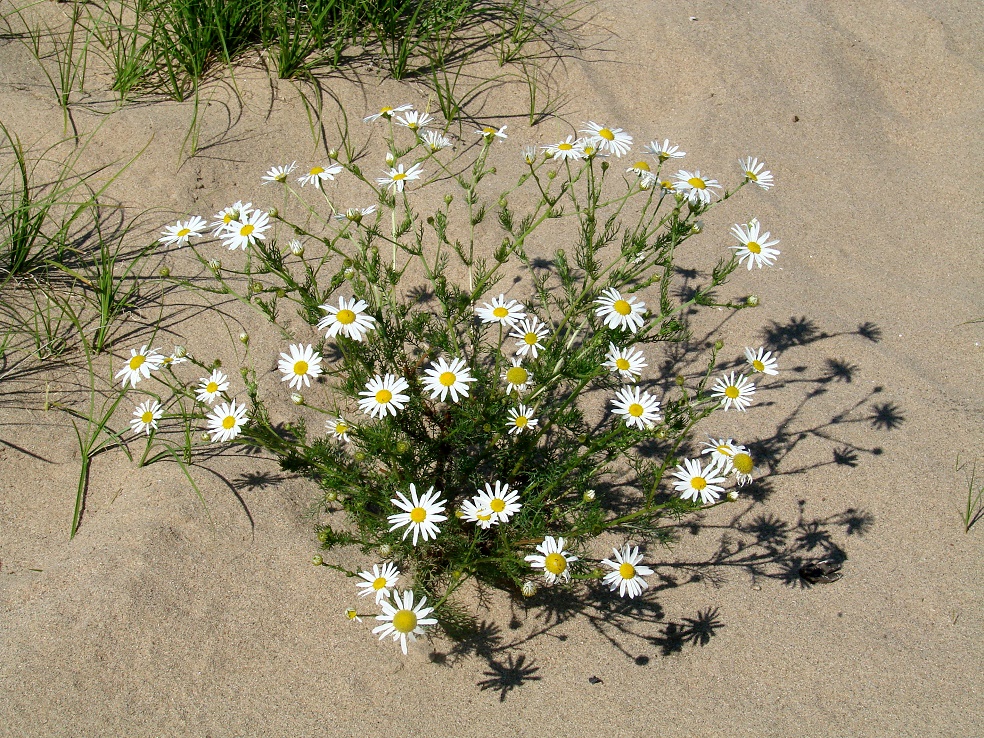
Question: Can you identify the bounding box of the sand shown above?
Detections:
[1,0,982,735]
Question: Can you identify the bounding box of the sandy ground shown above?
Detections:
[1,0,982,736]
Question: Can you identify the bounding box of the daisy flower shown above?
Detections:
[355,562,401,605]
[395,110,434,132]
[277,343,323,390]
[595,287,646,333]
[377,162,423,193]
[422,356,476,403]
[643,139,685,161]
[711,371,756,411]
[475,294,525,327]
[611,386,661,430]
[730,219,780,269]
[206,399,248,443]
[541,135,585,161]
[745,346,779,375]
[580,142,607,159]
[601,544,654,599]
[345,608,362,623]
[358,373,410,418]
[209,201,252,236]
[672,169,722,206]
[739,156,774,190]
[318,296,377,341]
[334,205,377,225]
[603,342,647,381]
[502,358,533,393]
[579,121,633,157]
[525,535,577,584]
[326,416,351,443]
[363,104,414,123]
[473,480,522,524]
[700,437,744,471]
[672,458,728,505]
[221,210,271,251]
[730,449,755,485]
[506,404,538,435]
[510,317,549,358]
[421,130,452,152]
[297,163,343,189]
[196,369,229,404]
[475,124,507,141]
[388,483,447,545]
[130,399,163,436]
[460,498,497,529]
[373,590,438,655]
[521,145,538,165]
[159,216,207,247]
[115,345,164,388]
[261,161,297,184]
[626,160,657,187]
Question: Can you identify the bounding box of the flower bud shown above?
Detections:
[275,288,286,298]
[713,340,725,351]
[239,332,249,345]
[249,280,263,293]
[522,145,536,165]
[208,258,221,271]
[395,440,409,454]
[675,374,686,386]
[200,431,212,442]
[590,567,605,579]
[454,509,464,518]
[547,170,557,180]
[158,266,171,278]
[521,580,537,597]
[288,239,304,257]
[746,294,760,307]
[385,152,396,166]
[444,194,454,205]
[327,148,338,159]
[600,161,609,172]
[290,392,304,405]
[269,207,279,219]
[727,489,739,501]
[378,544,392,557]
[173,345,187,358]
[312,555,324,566]
[583,489,596,502]
[212,359,222,368]
[692,220,704,233]
[317,528,330,542]
[354,451,366,462]
[324,491,337,503]
[345,608,360,621]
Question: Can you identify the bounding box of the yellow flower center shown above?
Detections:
[410,507,427,523]
[613,299,632,316]
[717,444,733,456]
[558,143,573,151]
[619,562,636,579]
[746,170,758,181]
[691,476,707,491]
[334,422,347,435]
[733,452,754,475]
[380,106,393,115]
[206,381,218,393]
[439,371,457,387]
[375,389,393,404]
[392,609,417,634]
[309,166,324,176]
[223,213,234,224]
[746,241,761,254]
[492,306,509,318]
[141,411,154,423]
[660,179,673,190]
[506,367,528,386]
[616,358,630,371]
[725,386,740,399]
[688,177,706,189]
[372,576,388,590]
[345,608,359,620]
[240,223,254,236]
[335,308,356,324]
[598,128,615,141]
[483,127,496,135]
[408,122,419,131]
[222,415,236,429]
[490,498,506,513]
[129,355,145,370]
[293,360,309,376]
[752,359,765,371]
[628,403,645,417]
[477,512,492,521]
[177,228,190,238]
[514,415,528,428]
[544,552,567,575]
[392,173,406,181]
[583,145,596,155]
[633,161,650,172]
[524,332,538,345]
[275,172,287,182]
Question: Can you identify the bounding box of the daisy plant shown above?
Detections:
[166,109,785,654]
